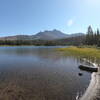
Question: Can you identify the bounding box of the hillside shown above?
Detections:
[0,29,84,41]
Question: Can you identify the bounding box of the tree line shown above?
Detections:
[0,36,85,46]
[0,26,99,46]
[85,26,100,46]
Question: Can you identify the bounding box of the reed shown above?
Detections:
[58,46,100,63]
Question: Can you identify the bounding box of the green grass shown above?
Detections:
[58,46,100,64]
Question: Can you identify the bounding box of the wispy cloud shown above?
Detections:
[67,19,74,27]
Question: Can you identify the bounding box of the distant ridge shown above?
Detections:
[0,29,84,40]
[33,29,68,40]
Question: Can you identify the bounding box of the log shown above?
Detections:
[79,65,98,72]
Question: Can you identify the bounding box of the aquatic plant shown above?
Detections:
[58,46,100,64]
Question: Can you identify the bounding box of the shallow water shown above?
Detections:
[0,46,91,100]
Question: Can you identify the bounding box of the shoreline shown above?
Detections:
[58,47,100,62]
[80,64,100,100]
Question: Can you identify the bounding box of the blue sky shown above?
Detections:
[0,0,100,36]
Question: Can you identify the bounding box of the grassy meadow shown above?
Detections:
[58,46,100,64]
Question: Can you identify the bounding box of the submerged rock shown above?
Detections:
[78,73,83,76]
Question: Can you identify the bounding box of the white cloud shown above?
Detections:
[67,19,74,27]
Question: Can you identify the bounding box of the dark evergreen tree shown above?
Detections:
[85,26,100,46]
[86,26,94,45]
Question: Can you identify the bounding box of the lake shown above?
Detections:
[0,46,91,100]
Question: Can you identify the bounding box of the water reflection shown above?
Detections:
[0,46,91,100]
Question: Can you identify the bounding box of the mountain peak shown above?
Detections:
[0,30,84,41]
[53,29,59,32]
[34,29,67,40]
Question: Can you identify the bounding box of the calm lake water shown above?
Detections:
[0,46,91,100]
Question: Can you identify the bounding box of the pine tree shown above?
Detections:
[86,26,94,45]
[85,26,100,46]
[96,28,100,46]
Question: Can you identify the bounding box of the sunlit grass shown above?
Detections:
[58,46,100,64]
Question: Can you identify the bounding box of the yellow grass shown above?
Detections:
[58,46,100,63]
